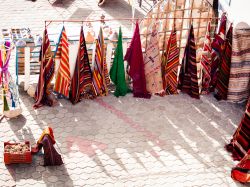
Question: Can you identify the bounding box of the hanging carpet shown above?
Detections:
[201,22,212,94]
[215,24,233,100]
[69,26,96,104]
[109,27,129,97]
[227,23,250,103]
[124,22,151,99]
[92,27,109,96]
[144,24,164,95]
[54,26,71,98]
[210,13,227,91]
[34,29,55,108]
[162,25,179,95]
[178,25,200,99]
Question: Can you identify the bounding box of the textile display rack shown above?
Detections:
[0,41,22,120]
[16,0,223,106]
[16,0,216,80]
[16,16,217,90]
[17,0,217,90]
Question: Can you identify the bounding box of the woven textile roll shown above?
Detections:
[227,24,250,103]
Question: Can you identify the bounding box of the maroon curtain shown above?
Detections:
[124,22,151,99]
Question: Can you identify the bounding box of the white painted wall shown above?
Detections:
[219,0,250,27]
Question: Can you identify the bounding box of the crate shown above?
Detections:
[4,141,32,164]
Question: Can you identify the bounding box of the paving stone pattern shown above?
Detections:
[1,92,248,187]
[0,0,249,186]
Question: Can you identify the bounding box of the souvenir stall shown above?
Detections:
[9,0,250,182]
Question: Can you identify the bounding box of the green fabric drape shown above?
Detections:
[110,27,128,97]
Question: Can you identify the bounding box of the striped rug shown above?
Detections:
[103,44,110,88]
[162,26,179,95]
[54,26,71,98]
[201,22,212,94]
[34,28,55,108]
[70,26,96,104]
[178,25,200,99]
[227,26,250,102]
[210,13,227,91]
[92,27,109,96]
[215,24,233,100]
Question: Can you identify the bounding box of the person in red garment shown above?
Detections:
[32,127,63,166]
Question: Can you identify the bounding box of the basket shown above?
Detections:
[4,141,32,164]
[3,108,22,119]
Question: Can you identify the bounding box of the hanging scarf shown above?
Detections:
[0,41,11,84]
[210,13,227,91]
[200,22,212,94]
[34,29,55,108]
[92,27,109,96]
[54,26,70,98]
[178,25,200,99]
[1,41,11,112]
[215,24,233,100]
[124,22,151,99]
[69,26,96,104]
[162,26,179,95]
[144,24,164,95]
[109,27,129,97]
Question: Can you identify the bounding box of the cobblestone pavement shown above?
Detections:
[0,0,249,187]
[0,92,248,187]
